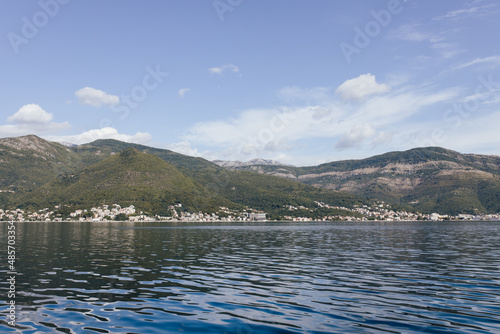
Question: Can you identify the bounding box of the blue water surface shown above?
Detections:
[1,221,500,333]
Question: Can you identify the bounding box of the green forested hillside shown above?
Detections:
[0,135,81,193]
[73,139,219,172]
[16,148,233,214]
[2,135,500,215]
[1,136,362,216]
[68,139,363,214]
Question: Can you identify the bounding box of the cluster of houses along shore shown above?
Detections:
[1,202,499,222]
[0,204,269,222]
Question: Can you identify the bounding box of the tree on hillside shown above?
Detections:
[115,213,128,221]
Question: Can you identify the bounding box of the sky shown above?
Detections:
[1,0,500,166]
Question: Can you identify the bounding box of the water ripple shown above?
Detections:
[1,221,500,333]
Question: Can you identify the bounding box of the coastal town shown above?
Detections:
[1,202,499,222]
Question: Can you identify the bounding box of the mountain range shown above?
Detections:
[1,135,499,216]
[0,135,359,218]
[220,147,500,215]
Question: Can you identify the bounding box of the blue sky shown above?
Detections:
[1,0,500,166]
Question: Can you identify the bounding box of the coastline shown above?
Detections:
[3,219,499,223]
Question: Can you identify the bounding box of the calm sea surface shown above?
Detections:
[1,221,500,333]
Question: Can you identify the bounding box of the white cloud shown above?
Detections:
[178,81,459,163]
[178,88,190,98]
[75,87,120,107]
[400,107,500,155]
[0,123,71,138]
[429,38,465,59]
[335,74,390,101]
[448,111,500,153]
[335,124,376,150]
[434,3,498,21]
[184,106,311,160]
[208,64,240,75]
[0,104,71,138]
[435,6,479,20]
[387,24,430,42]
[454,55,500,70]
[7,104,53,124]
[388,23,465,60]
[355,87,459,126]
[166,141,201,156]
[277,86,332,104]
[372,131,394,147]
[47,127,152,145]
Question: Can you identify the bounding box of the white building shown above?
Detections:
[249,213,266,221]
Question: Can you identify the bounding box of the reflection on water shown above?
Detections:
[1,221,500,333]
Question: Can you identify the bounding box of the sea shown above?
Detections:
[1,221,500,333]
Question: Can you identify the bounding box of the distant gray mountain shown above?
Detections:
[58,141,78,148]
[213,158,287,168]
